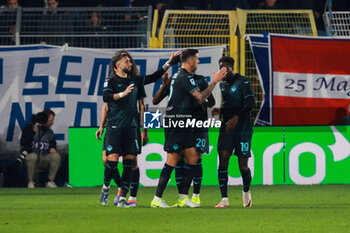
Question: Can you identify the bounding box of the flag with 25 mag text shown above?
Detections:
[270,34,350,125]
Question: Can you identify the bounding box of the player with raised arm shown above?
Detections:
[152,71,215,207]
[212,56,256,208]
[151,49,227,208]
[100,50,179,207]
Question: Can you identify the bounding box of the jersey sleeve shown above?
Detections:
[102,78,115,102]
[242,79,255,100]
[179,74,199,94]
[138,85,147,99]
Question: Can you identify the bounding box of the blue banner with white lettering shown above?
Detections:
[0,45,224,150]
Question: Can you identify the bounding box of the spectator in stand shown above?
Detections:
[5,0,18,8]
[286,0,314,9]
[20,109,61,188]
[257,0,282,9]
[86,11,107,48]
[40,0,73,45]
[211,0,249,10]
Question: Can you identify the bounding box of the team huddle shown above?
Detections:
[96,49,256,208]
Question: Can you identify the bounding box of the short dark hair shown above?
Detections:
[180,49,199,63]
[219,56,235,68]
[43,109,55,117]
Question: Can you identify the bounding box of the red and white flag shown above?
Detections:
[271,35,350,125]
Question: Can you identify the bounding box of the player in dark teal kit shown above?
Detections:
[152,72,215,206]
[212,56,256,208]
[151,49,227,208]
[100,50,180,207]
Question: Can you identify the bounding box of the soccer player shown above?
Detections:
[151,49,227,208]
[96,100,148,207]
[152,72,215,207]
[101,50,179,207]
[212,56,256,208]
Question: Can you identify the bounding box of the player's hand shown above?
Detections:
[168,50,182,65]
[162,72,172,87]
[96,128,104,140]
[213,67,228,84]
[141,129,149,146]
[225,115,239,132]
[212,108,221,116]
[123,84,134,97]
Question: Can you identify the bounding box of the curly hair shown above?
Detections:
[110,50,138,76]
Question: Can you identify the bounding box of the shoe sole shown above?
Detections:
[215,205,230,208]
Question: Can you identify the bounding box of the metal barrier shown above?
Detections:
[236,9,317,122]
[154,9,318,124]
[153,10,239,71]
[324,11,350,36]
[0,6,152,48]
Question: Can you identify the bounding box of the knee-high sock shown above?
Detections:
[193,158,202,195]
[104,161,118,187]
[155,163,174,198]
[218,166,228,198]
[241,168,252,192]
[121,159,133,197]
[175,159,185,193]
[179,163,195,195]
[112,169,121,187]
[130,167,140,198]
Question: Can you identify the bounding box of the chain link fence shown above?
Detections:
[0,6,152,48]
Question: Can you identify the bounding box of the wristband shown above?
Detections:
[162,61,170,71]
[119,92,124,98]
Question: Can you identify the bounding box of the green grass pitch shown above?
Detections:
[1,185,349,233]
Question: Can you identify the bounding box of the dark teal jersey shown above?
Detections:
[103,74,146,129]
[220,74,255,133]
[166,68,199,118]
[192,75,209,121]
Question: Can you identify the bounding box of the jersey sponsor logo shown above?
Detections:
[143,110,161,129]
[190,78,196,86]
[230,86,237,93]
[103,81,108,88]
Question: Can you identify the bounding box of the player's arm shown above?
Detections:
[103,79,134,102]
[191,67,227,105]
[139,98,149,146]
[201,93,215,109]
[96,103,108,140]
[143,51,181,85]
[225,80,256,131]
[152,72,171,105]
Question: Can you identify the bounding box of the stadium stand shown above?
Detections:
[0,6,153,48]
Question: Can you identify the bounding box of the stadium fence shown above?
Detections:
[152,9,318,122]
[0,6,152,48]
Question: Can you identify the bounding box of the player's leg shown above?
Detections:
[177,147,199,208]
[117,127,141,207]
[100,128,121,205]
[215,150,231,208]
[191,153,202,205]
[237,134,253,207]
[215,128,233,208]
[175,153,185,193]
[101,152,120,205]
[127,156,140,207]
[151,152,178,208]
[192,130,207,205]
[239,157,252,207]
